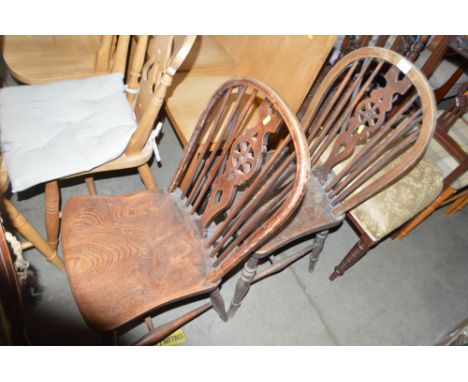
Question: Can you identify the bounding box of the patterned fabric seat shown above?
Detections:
[350,111,467,241]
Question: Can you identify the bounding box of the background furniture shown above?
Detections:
[2,36,128,84]
[0,214,28,345]
[227,47,436,317]
[0,36,196,270]
[394,86,467,239]
[165,35,337,145]
[60,77,310,345]
[314,36,467,280]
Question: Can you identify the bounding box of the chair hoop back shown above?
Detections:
[168,77,310,281]
[125,36,196,154]
[302,47,436,215]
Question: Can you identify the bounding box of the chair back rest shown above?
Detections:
[125,36,196,154]
[301,47,436,216]
[95,35,131,74]
[168,78,310,281]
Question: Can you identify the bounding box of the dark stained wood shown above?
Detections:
[0,213,29,345]
[228,47,437,314]
[62,190,218,331]
[61,77,310,340]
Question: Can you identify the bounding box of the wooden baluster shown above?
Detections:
[308,230,328,272]
[137,163,158,190]
[210,288,227,322]
[228,257,259,319]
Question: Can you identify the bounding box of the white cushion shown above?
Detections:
[0,73,137,192]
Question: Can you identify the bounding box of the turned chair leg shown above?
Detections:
[445,194,468,214]
[44,181,60,251]
[210,288,227,322]
[308,230,329,272]
[394,187,456,240]
[329,236,374,281]
[138,163,158,190]
[84,177,97,196]
[3,199,65,271]
[228,257,259,319]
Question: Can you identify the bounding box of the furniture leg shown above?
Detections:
[137,163,158,190]
[228,257,259,319]
[445,194,468,214]
[3,198,65,271]
[134,303,212,346]
[45,181,60,251]
[210,287,227,322]
[329,236,374,281]
[308,230,329,272]
[394,187,457,240]
[84,176,97,195]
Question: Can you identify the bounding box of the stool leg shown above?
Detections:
[45,181,60,251]
[138,164,158,190]
[3,198,64,271]
[329,236,373,281]
[308,230,329,273]
[394,188,456,240]
[228,257,259,319]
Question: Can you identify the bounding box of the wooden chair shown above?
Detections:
[227,47,436,317]
[2,36,128,84]
[326,43,467,280]
[393,85,467,239]
[0,36,196,271]
[0,212,29,345]
[60,77,310,345]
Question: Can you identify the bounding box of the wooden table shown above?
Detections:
[165,35,337,146]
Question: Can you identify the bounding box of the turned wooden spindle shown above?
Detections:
[210,288,228,322]
[228,257,259,319]
[329,238,371,281]
[44,181,60,251]
[308,230,329,272]
[3,198,65,271]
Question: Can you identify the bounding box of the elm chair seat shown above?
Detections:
[0,73,137,192]
[62,190,217,331]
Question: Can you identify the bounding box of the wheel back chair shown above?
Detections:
[2,35,127,84]
[0,36,196,271]
[60,77,310,345]
[227,47,436,318]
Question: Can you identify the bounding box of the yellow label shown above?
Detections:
[262,115,271,125]
[357,124,366,134]
[155,329,186,346]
